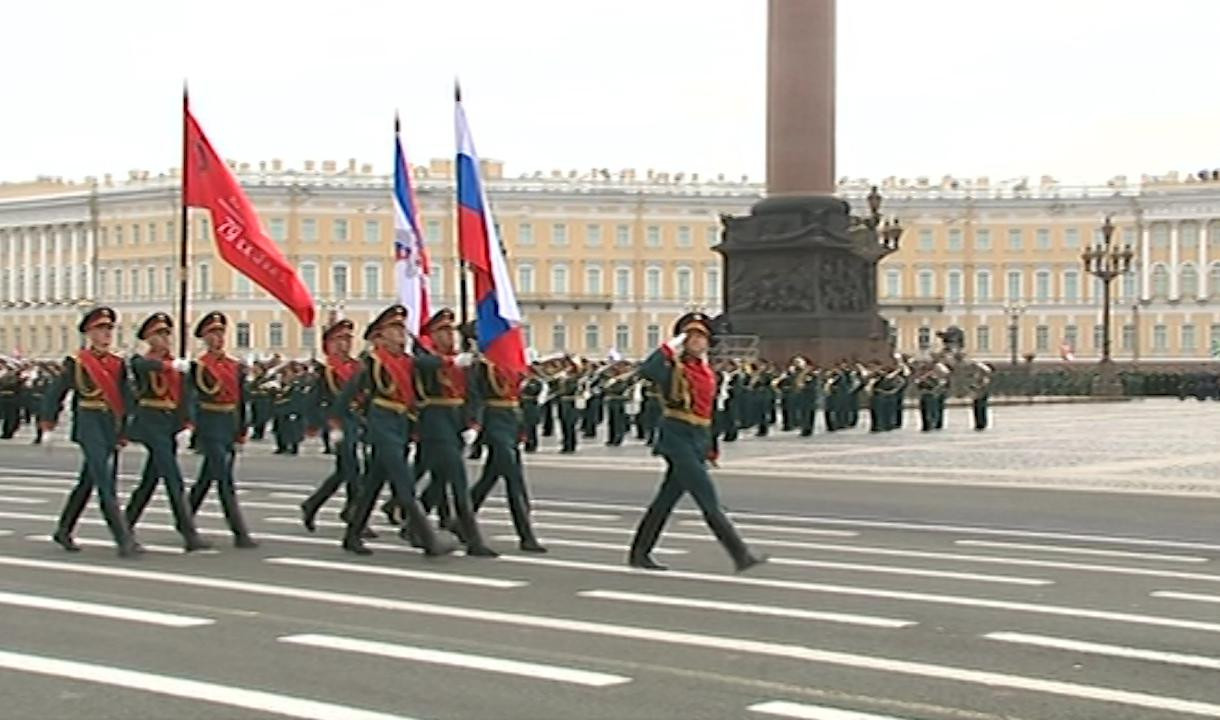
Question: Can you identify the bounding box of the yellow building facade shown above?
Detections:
[1,163,1218,364]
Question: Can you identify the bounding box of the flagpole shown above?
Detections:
[178,84,191,357]
[454,81,471,334]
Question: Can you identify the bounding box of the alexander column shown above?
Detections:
[715,0,901,364]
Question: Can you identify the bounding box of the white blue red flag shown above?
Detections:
[393,115,431,336]
[454,86,526,376]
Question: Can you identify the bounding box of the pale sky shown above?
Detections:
[4,0,1219,186]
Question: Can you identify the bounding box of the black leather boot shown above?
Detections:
[404,501,457,557]
[627,505,668,571]
[508,492,546,553]
[100,497,143,558]
[706,510,767,573]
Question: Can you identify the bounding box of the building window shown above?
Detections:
[235,273,252,298]
[1006,270,1022,300]
[615,324,630,353]
[302,218,318,242]
[1035,270,1050,302]
[364,220,381,244]
[584,324,600,352]
[0,329,6,350]
[521,324,533,349]
[301,263,318,295]
[129,268,140,298]
[976,325,990,352]
[585,224,602,247]
[1121,324,1135,352]
[946,270,962,303]
[919,229,935,252]
[363,263,381,299]
[1064,324,1078,352]
[1004,228,1022,251]
[422,220,441,245]
[1063,271,1079,302]
[1181,222,1199,248]
[706,267,721,303]
[430,265,445,296]
[974,271,991,302]
[645,267,662,300]
[946,229,961,252]
[333,218,349,242]
[551,323,566,352]
[162,266,174,299]
[677,226,692,248]
[518,223,534,246]
[332,264,349,299]
[1181,264,1199,298]
[616,225,632,248]
[615,268,631,299]
[646,226,661,248]
[201,218,211,242]
[1151,264,1169,298]
[98,228,107,247]
[917,327,931,350]
[551,223,569,247]
[146,267,156,298]
[1183,324,1197,351]
[551,265,569,295]
[917,270,934,298]
[585,266,603,295]
[114,226,123,246]
[1063,228,1079,249]
[646,324,661,348]
[1034,325,1049,352]
[975,229,991,251]
[131,224,141,246]
[517,264,535,294]
[706,226,720,247]
[1122,272,1139,303]
[1151,224,1168,248]
[269,322,283,348]
[1035,228,1050,250]
[269,218,286,242]
[1153,324,1168,352]
[302,327,316,352]
[1211,264,1220,299]
[198,263,211,296]
[1211,324,1220,356]
[884,269,900,298]
[12,328,20,352]
[110,268,122,297]
[1091,323,1103,350]
[676,267,693,301]
[236,322,251,349]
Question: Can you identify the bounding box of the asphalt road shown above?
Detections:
[1,399,1219,720]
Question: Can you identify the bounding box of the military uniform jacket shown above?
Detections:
[41,349,133,447]
[189,352,247,442]
[128,353,187,443]
[638,345,717,462]
[412,349,468,444]
[469,360,522,442]
[331,348,423,446]
[310,355,363,436]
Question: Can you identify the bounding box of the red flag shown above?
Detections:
[184,108,315,327]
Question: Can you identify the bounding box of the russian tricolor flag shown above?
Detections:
[455,86,527,377]
[393,115,431,337]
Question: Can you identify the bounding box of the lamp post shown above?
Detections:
[1003,302,1027,366]
[1081,215,1134,394]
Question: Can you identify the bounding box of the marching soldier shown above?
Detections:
[970,360,993,431]
[123,313,212,551]
[519,366,547,453]
[555,357,582,454]
[329,305,455,556]
[271,363,305,455]
[638,378,663,446]
[301,319,364,533]
[467,353,547,552]
[412,308,498,557]
[0,363,21,439]
[186,312,258,548]
[40,306,141,557]
[627,312,766,573]
[246,363,274,441]
[27,366,52,445]
[603,362,634,447]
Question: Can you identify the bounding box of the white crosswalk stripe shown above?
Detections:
[0,589,214,627]
[748,701,911,720]
[264,557,528,589]
[577,590,916,628]
[984,632,1220,671]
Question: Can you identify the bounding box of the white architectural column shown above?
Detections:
[53,226,64,301]
[1169,222,1180,300]
[21,228,32,302]
[1200,221,1210,299]
[84,224,95,299]
[1140,225,1151,301]
[38,227,49,302]
[68,225,79,300]
[3,230,13,303]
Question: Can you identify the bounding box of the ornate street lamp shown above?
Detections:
[1080,215,1134,365]
[1003,302,1027,366]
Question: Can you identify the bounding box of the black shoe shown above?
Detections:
[117,541,144,559]
[466,544,500,558]
[52,531,80,553]
[301,503,316,533]
[234,535,259,549]
[343,539,373,556]
[360,527,378,540]
[184,535,214,552]
[399,526,426,549]
[519,540,548,553]
[273,449,286,455]
[735,553,769,574]
[628,554,667,571]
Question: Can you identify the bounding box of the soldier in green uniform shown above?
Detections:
[122,313,212,551]
[638,378,663,446]
[467,353,547,552]
[753,361,777,437]
[186,312,258,549]
[413,308,498,557]
[0,365,20,439]
[27,367,52,445]
[519,365,546,453]
[40,306,141,557]
[555,357,582,454]
[628,313,766,573]
[602,361,634,447]
[331,305,455,556]
[301,319,365,533]
[271,363,304,455]
[246,363,273,441]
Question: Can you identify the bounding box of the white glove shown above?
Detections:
[171,359,191,373]
[461,428,478,446]
[454,352,475,368]
[330,429,344,445]
[665,333,687,352]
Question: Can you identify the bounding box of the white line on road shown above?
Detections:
[953,540,1209,564]
[1153,591,1220,605]
[578,590,915,629]
[0,495,46,505]
[25,534,220,556]
[494,555,1220,635]
[749,700,909,720]
[490,535,688,555]
[480,507,623,522]
[0,589,213,627]
[678,520,858,538]
[279,633,631,687]
[0,557,1214,718]
[0,649,417,720]
[264,557,527,589]
[984,631,1220,671]
[759,558,1051,586]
